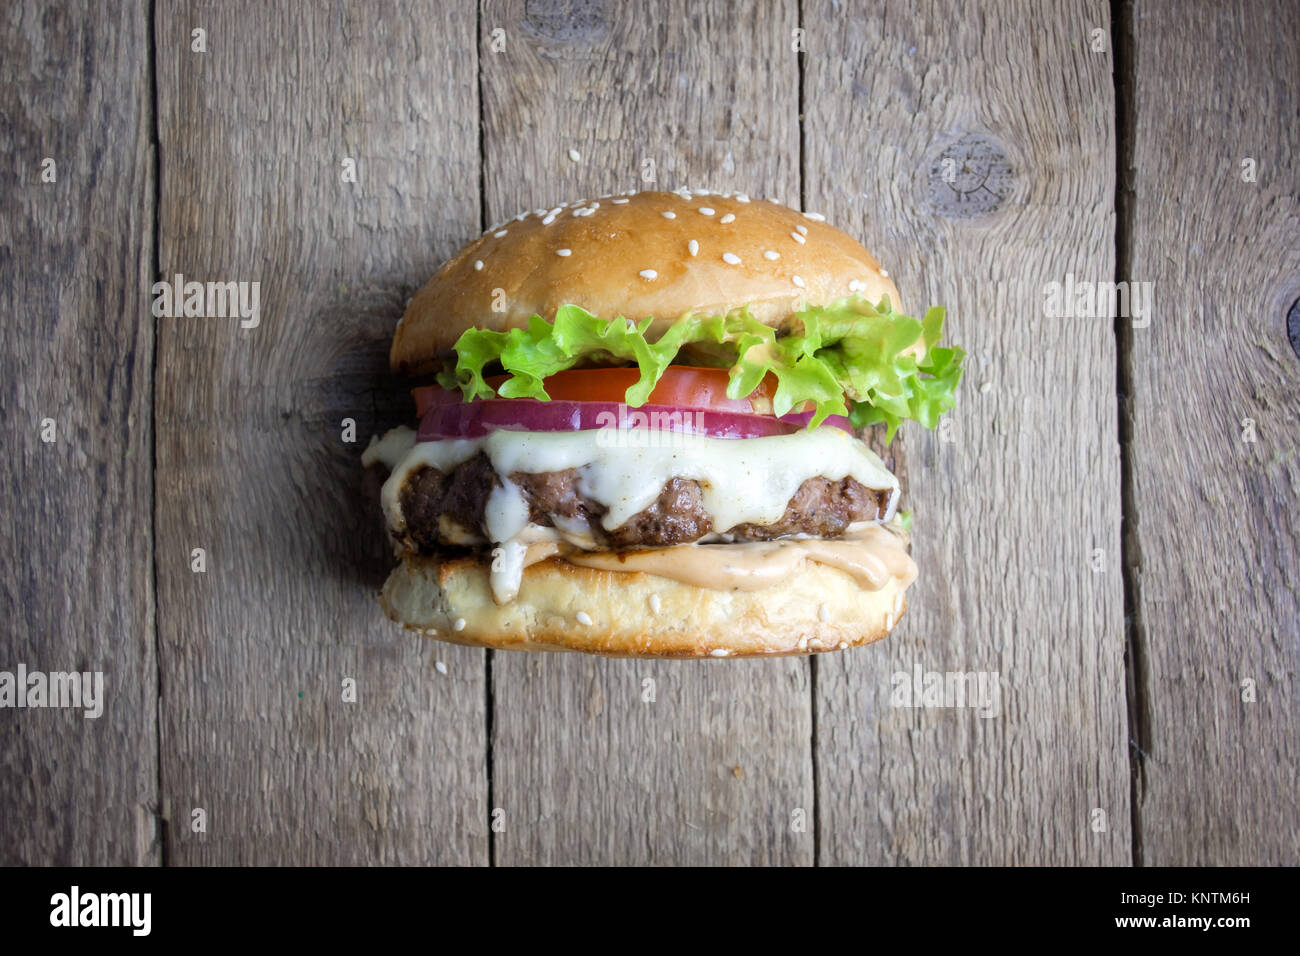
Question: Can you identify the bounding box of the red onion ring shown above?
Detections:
[416,400,809,442]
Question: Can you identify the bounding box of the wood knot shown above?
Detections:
[522,0,612,43]
[926,134,1016,220]
[1282,294,1300,360]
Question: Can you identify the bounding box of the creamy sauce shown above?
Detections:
[507,523,916,596]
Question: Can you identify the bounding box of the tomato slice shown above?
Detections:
[412,366,779,418]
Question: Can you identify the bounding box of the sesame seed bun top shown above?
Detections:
[391,188,901,375]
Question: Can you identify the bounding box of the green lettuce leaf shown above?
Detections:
[437,296,964,439]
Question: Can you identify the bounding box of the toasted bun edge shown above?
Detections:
[380,553,908,658]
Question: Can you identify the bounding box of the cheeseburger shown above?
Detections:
[363,189,964,657]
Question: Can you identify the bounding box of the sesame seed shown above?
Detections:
[792,275,806,288]
[494,229,508,238]
[880,269,890,277]
[838,641,849,650]
[735,193,750,203]
[568,148,581,163]
[795,224,808,235]
[722,252,741,265]
[763,250,780,260]
[818,604,830,622]
[797,635,809,650]
[688,239,699,256]
[848,279,863,292]
[576,611,593,626]
[709,648,729,658]
[648,593,662,614]
[612,198,629,204]
[719,213,735,224]
[661,210,676,219]
[698,207,715,216]
[435,660,448,675]
[804,211,826,221]
[541,214,557,225]
[980,381,993,393]
[695,188,711,195]
[639,269,658,280]
[556,248,572,256]
[791,232,806,244]
[453,617,467,631]
[473,260,484,271]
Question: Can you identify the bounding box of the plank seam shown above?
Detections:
[1111,0,1148,869]
[146,0,168,869]
[797,0,821,869]
[476,0,495,869]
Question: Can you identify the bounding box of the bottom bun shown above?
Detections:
[380,554,908,658]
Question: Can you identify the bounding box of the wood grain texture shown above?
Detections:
[803,0,1130,863]
[479,0,812,865]
[4,0,1294,868]
[0,0,158,865]
[153,0,487,864]
[1122,0,1300,864]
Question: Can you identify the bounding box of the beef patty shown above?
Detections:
[397,453,891,553]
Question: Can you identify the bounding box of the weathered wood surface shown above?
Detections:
[152,0,487,864]
[0,0,159,866]
[804,0,1130,864]
[1121,0,1300,865]
[1,0,1297,867]
[479,0,812,866]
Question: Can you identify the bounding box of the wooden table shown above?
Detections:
[2,0,1296,866]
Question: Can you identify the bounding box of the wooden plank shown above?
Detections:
[480,0,811,864]
[0,0,158,865]
[804,0,1130,863]
[153,1,487,864]
[1122,0,1300,864]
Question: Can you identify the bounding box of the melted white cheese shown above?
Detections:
[377,436,480,537]
[490,539,528,604]
[374,425,902,604]
[361,425,416,471]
